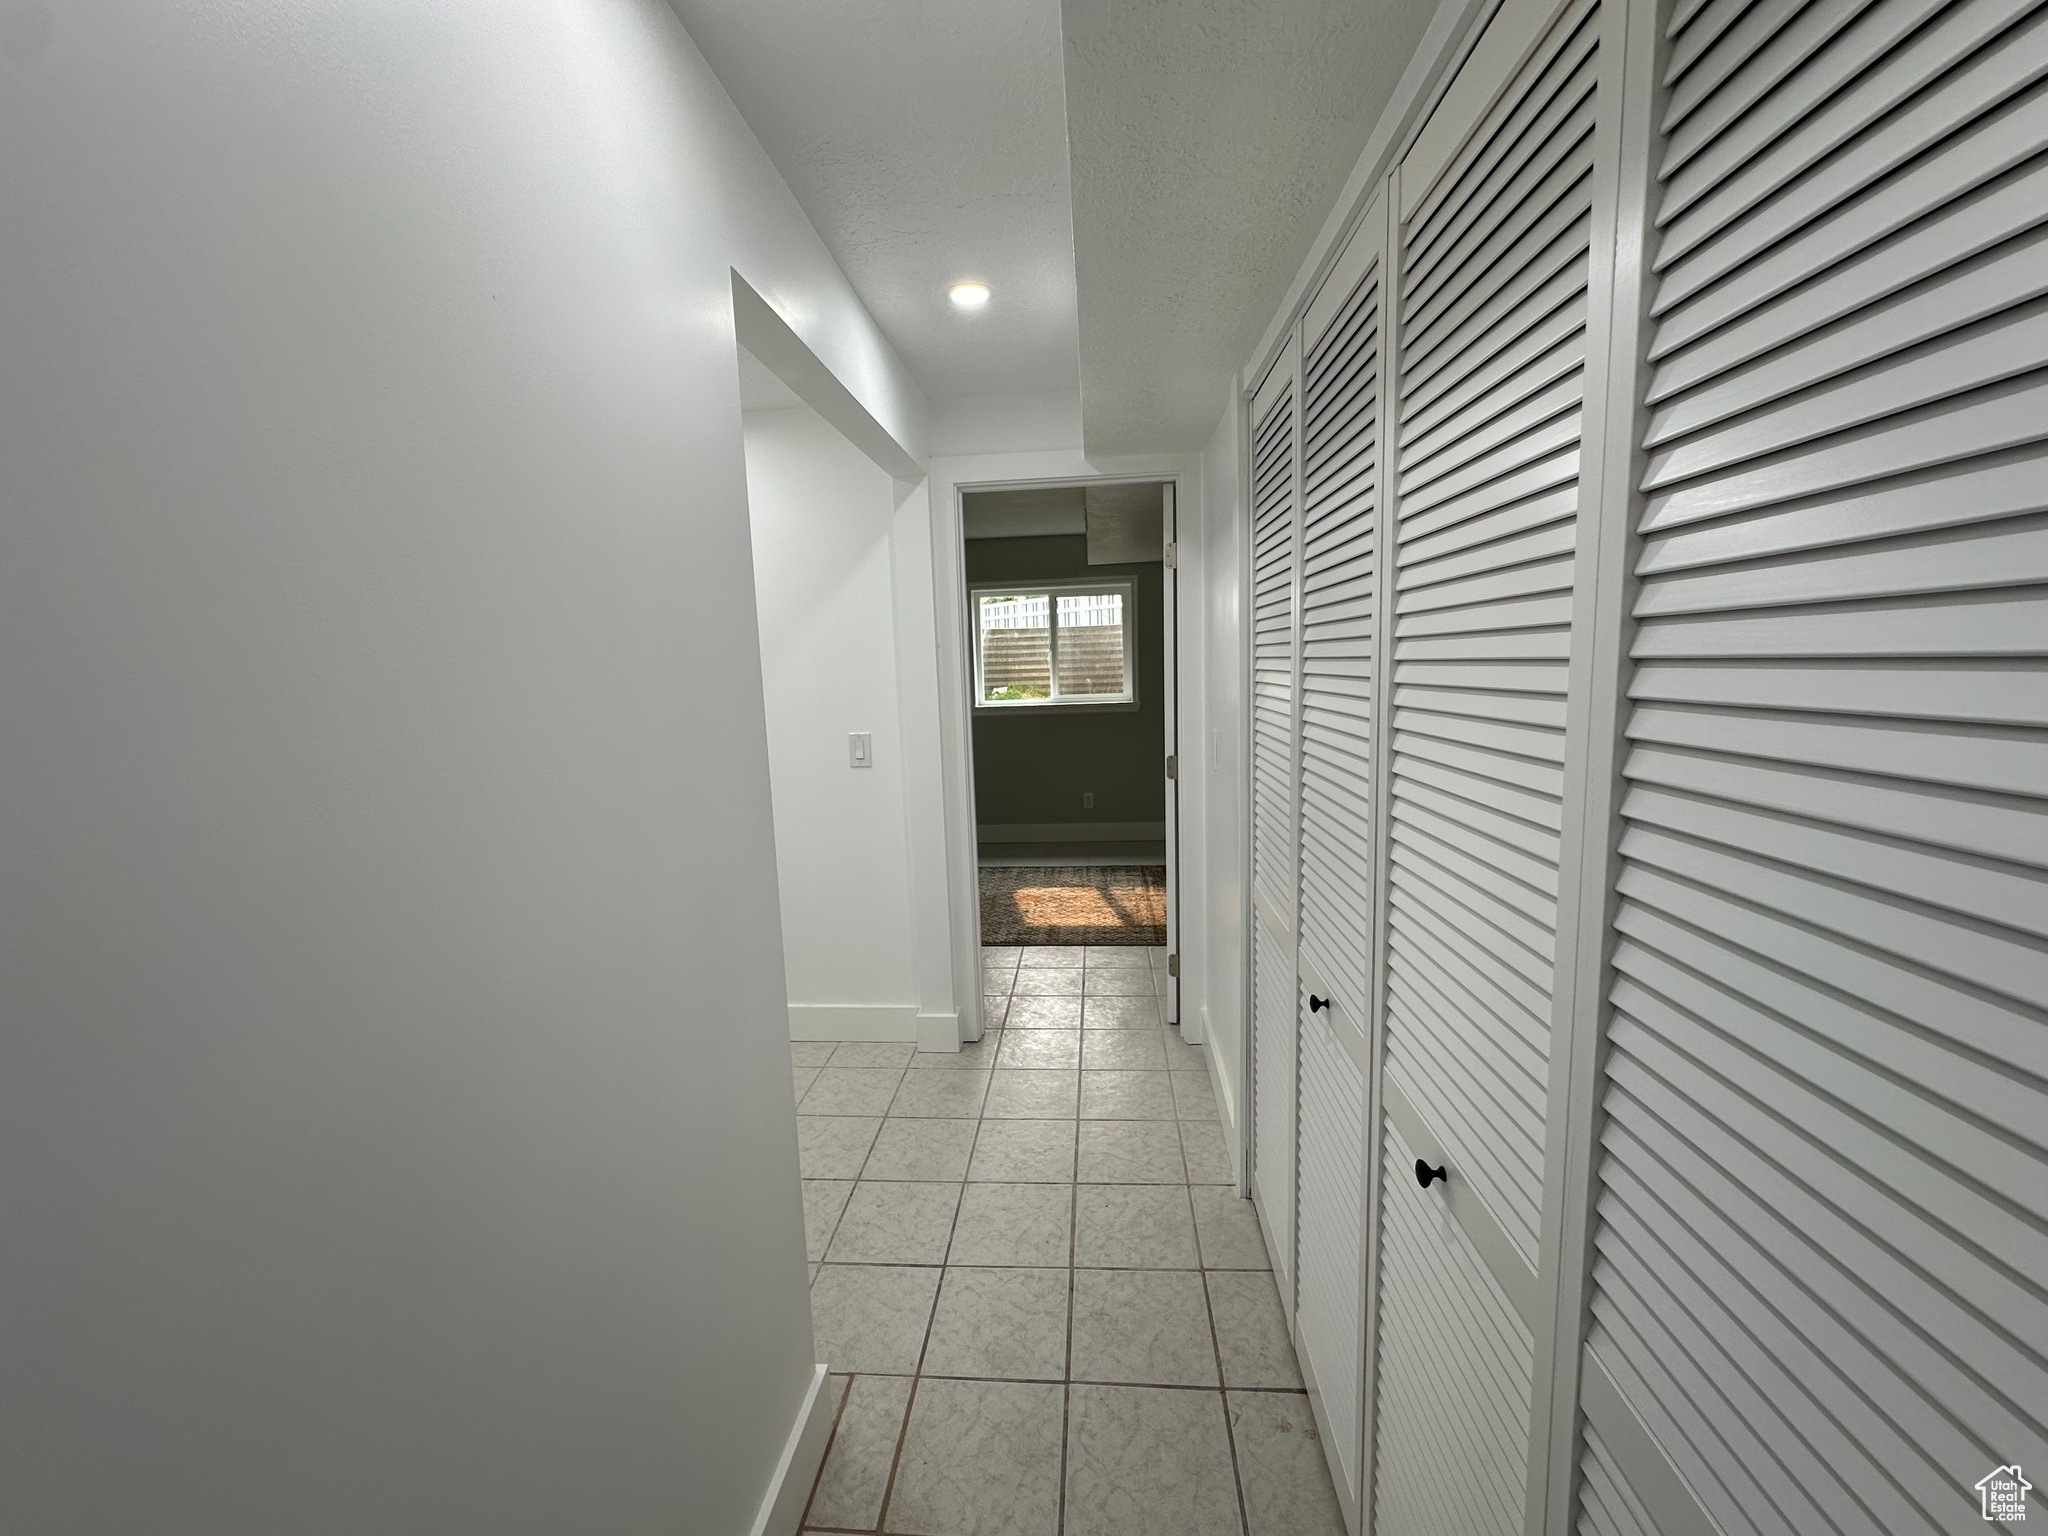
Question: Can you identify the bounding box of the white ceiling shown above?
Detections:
[1083,482,1167,563]
[676,0,1436,453]
[962,487,1086,540]
[960,482,1169,549]
[1063,0,1438,452]
[672,0,1081,399]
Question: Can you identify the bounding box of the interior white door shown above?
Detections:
[1576,0,2048,1527]
[1369,0,1607,1528]
[1289,195,1387,1521]
[1249,360,1303,1307]
[1162,482,1180,1027]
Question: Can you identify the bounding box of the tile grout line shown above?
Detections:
[898,1373,1307,1394]
[795,1369,859,1534]
[868,1044,990,1536]
[1058,1098,1079,1536]
[1192,1168,1255,1536]
[815,1260,1265,1273]
[1062,942,1119,1536]
[870,1373,919,1536]
[991,947,1081,1536]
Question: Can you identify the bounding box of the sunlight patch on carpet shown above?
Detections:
[981,865,1167,946]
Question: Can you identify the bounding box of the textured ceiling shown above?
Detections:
[681,0,1438,453]
[1084,482,1167,563]
[963,487,1087,539]
[961,481,1170,545]
[1063,0,1438,452]
[671,0,1081,399]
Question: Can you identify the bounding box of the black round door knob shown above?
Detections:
[1309,994,1330,1013]
[1415,1159,1448,1189]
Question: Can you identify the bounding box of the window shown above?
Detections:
[973,580,1136,709]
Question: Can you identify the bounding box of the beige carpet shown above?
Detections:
[978,865,1167,946]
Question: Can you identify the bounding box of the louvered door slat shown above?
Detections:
[1407,0,1599,252]
[1577,1427,1660,1536]
[1388,868,1554,1028]
[1406,48,1602,310]
[1656,0,2013,220]
[1669,0,1811,109]
[1663,0,1872,137]
[1643,303,2048,489]
[1405,354,1587,481]
[1654,12,2048,299]
[1405,219,1594,412]
[1669,0,1769,77]
[1583,0,2048,1526]
[1641,374,2048,531]
[1675,163,2039,369]
[1407,141,1598,358]
[1648,230,2048,442]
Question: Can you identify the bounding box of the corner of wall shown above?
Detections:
[916,1010,963,1054]
[1198,1006,1246,1191]
[748,1364,837,1536]
[886,478,966,1046]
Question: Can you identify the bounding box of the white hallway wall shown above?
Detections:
[1196,401,1250,1177]
[744,403,922,1040]
[0,2,924,1532]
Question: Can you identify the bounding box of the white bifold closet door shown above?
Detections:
[1290,196,1386,1517]
[1249,364,1302,1307]
[1577,0,2048,1528]
[1370,0,1606,1529]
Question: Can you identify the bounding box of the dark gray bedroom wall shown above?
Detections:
[965,535,1165,836]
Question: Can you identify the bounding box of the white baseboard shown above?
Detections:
[1198,1019,1247,1195]
[787,1004,919,1042]
[976,820,1167,843]
[749,1363,837,1536]
[916,1009,962,1053]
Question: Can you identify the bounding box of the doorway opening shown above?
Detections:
[961,479,1179,1020]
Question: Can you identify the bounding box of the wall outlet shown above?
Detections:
[848,732,873,769]
[1083,791,1094,808]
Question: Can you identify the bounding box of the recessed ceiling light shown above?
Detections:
[949,282,991,310]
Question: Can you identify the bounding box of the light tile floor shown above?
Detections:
[792,943,1345,1536]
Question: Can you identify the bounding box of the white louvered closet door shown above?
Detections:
[1291,202,1385,1518]
[1370,0,1607,1529]
[1577,0,2048,1528]
[1249,364,1302,1305]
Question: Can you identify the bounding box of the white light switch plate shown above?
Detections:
[848,731,872,768]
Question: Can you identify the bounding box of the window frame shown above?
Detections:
[969,577,1140,713]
